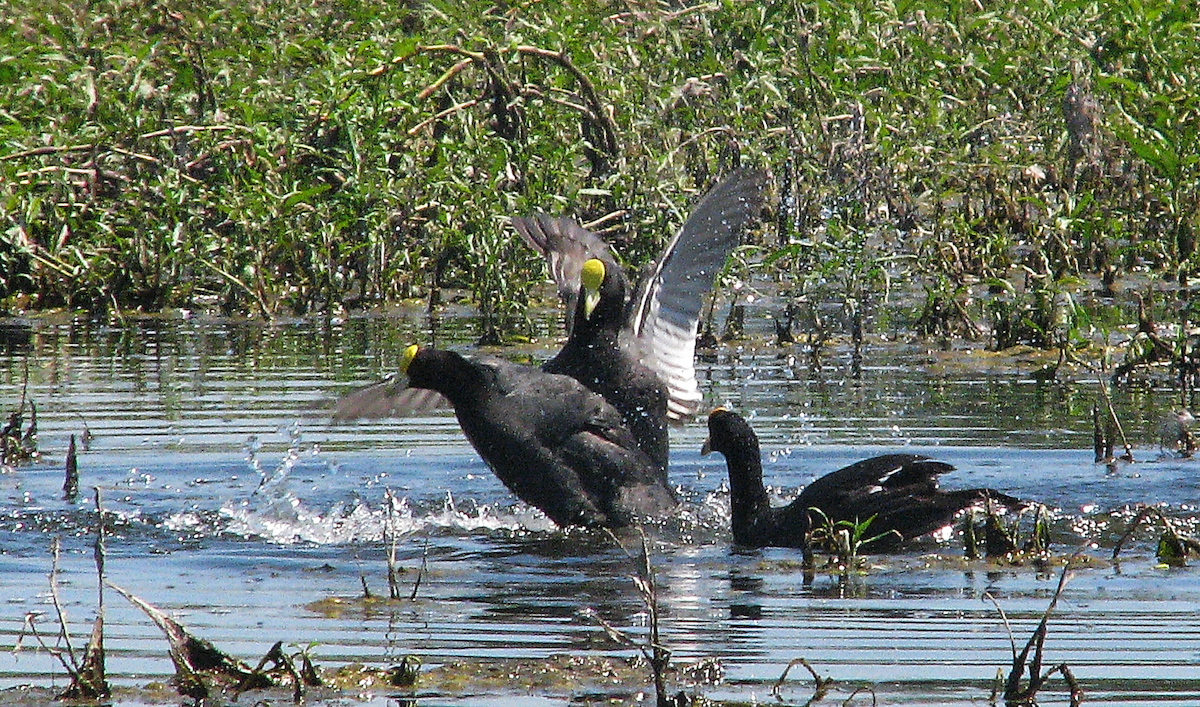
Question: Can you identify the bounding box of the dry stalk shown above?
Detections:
[409,538,430,602]
[1092,357,1134,461]
[596,529,674,706]
[62,434,79,500]
[385,489,402,600]
[771,657,834,702]
[986,560,1082,706]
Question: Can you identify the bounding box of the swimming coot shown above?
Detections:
[701,408,1022,549]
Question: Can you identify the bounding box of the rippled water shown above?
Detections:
[1,312,1198,706]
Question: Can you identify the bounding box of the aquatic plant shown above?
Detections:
[15,493,108,699]
[61,434,78,500]
[963,501,1052,561]
[386,655,422,689]
[1,372,38,466]
[590,531,676,706]
[987,563,1083,706]
[805,509,898,572]
[1113,504,1200,567]
[1091,363,1136,463]
[111,581,328,701]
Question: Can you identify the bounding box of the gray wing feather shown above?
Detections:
[629,168,766,418]
[512,213,616,293]
[512,213,619,336]
[331,377,450,421]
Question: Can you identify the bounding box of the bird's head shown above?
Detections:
[701,406,757,458]
[580,258,606,320]
[400,344,420,375]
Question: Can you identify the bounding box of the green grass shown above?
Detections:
[1,0,1197,347]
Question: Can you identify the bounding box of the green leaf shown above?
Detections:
[1115,124,1180,181]
[282,185,332,212]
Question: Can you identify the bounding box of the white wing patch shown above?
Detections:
[637,294,703,419]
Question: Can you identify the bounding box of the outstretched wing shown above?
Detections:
[511,213,620,336]
[330,376,450,421]
[628,168,767,418]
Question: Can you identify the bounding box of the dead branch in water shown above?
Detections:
[986,560,1082,706]
[771,657,835,703]
[108,582,266,700]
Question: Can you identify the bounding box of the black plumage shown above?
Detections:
[335,345,677,529]
[701,408,1023,549]
[512,167,766,422]
[542,258,670,474]
[332,172,764,526]
[335,169,766,440]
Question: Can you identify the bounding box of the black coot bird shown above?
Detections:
[334,345,677,529]
[701,408,1022,549]
[512,167,766,423]
[539,257,670,474]
[346,170,766,469]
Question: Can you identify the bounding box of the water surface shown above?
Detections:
[1,313,1197,706]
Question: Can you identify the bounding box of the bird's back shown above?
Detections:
[451,357,674,527]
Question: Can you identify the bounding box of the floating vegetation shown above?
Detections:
[1113,505,1200,567]
[327,653,643,697]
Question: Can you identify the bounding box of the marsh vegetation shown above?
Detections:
[2,0,1197,357]
[3,1,1200,704]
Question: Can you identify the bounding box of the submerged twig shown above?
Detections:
[65,489,110,698]
[47,539,77,671]
[1112,505,1158,561]
[771,657,834,702]
[241,641,308,703]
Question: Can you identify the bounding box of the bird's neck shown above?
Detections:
[726,439,773,519]
[570,273,627,344]
[572,300,624,346]
[411,350,487,406]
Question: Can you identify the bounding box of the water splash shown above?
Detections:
[205,489,558,546]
